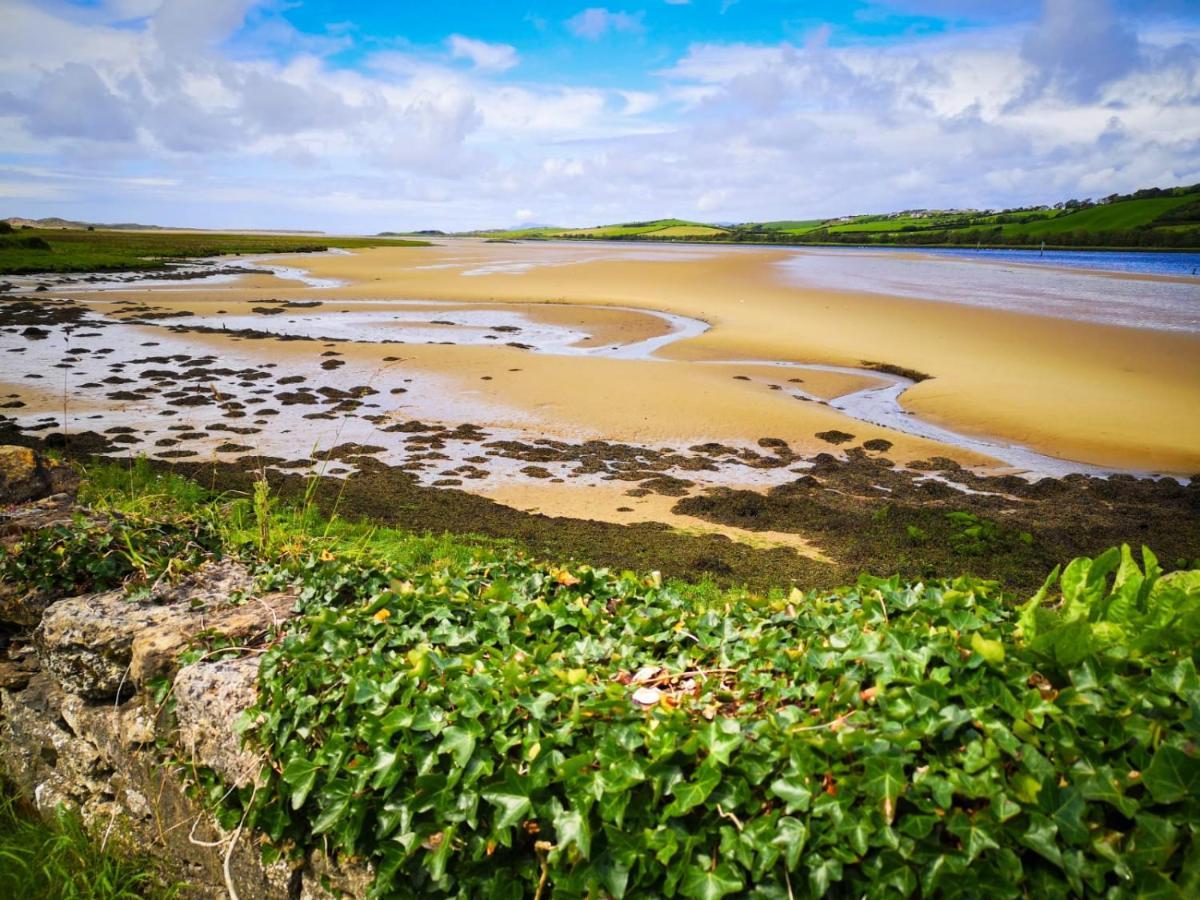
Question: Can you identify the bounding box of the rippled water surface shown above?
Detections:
[779,247,1200,333]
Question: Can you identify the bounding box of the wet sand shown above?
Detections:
[3,239,1198,550]
[205,240,1200,474]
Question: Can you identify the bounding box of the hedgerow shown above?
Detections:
[232,546,1200,898]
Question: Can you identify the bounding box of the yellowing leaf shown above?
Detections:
[971,632,1005,665]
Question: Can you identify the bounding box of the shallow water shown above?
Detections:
[778,248,1200,333]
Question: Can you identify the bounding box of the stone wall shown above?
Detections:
[0,454,371,898]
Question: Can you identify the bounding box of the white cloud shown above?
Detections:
[447,35,519,73]
[565,8,645,40]
[1018,0,1140,103]
[0,0,1197,231]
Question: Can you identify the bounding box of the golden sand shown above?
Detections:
[482,482,833,561]
[74,238,1200,477]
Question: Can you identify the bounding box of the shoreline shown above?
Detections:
[2,240,1198,546]
[37,239,1200,475]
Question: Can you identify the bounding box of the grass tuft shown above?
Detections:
[0,782,179,900]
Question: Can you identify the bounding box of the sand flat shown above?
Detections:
[48,238,1200,478]
[242,240,1200,474]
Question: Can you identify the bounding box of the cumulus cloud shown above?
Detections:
[565,8,645,40]
[0,63,137,142]
[447,35,519,72]
[0,0,1197,231]
[150,0,256,56]
[1018,0,1141,102]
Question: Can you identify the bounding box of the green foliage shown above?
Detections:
[0,234,51,251]
[0,513,219,596]
[0,782,179,899]
[0,228,429,275]
[944,511,1033,557]
[78,457,213,519]
[1018,544,1200,667]
[233,547,1200,898]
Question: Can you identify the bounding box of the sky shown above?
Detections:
[1,0,1198,232]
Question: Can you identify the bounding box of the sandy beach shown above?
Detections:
[88,239,1200,473]
[3,238,1198,543]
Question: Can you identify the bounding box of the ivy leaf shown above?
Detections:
[1144,746,1200,804]
[439,726,476,769]
[771,816,808,869]
[699,718,742,766]
[1076,764,1138,818]
[970,632,1005,666]
[864,756,906,825]
[769,774,812,813]
[282,757,322,810]
[1131,870,1186,900]
[946,811,999,865]
[482,775,532,833]
[551,799,592,859]
[664,759,722,817]
[1128,814,1180,869]
[679,862,744,900]
[1019,813,1063,868]
[1040,785,1088,846]
[806,853,844,897]
[424,824,456,883]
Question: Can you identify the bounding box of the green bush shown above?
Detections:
[232,548,1200,897]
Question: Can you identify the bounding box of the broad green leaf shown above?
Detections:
[551,799,592,859]
[769,774,812,812]
[439,726,476,769]
[1019,813,1063,868]
[806,853,843,897]
[679,863,744,900]
[664,760,722,817]
[863,756,906,825]
[1131,870,1185,900]
[1128,814,1180,869]
[282,757,322,810]
[1144,746,1200,804]
[770,816,808,869]
[481,778,532,832]
[970,632,1005,665]
[699,718,742,766]
[946,810,999,864]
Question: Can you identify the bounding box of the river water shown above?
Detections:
[778,247,1200,333]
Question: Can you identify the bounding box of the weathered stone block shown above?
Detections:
[173,655,264,788]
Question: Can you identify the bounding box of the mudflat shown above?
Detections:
[2,238,1199,586]
[183,239,1200,474]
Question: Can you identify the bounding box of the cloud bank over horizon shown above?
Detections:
[1,0,1197,232]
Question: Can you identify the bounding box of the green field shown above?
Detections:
[459,184,1200,249]
[757,219,826,234]
[473,218,730,241]
[0,228,429,275]
[1000,194,1198,238]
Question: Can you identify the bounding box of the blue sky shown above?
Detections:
[2,1,1198,231]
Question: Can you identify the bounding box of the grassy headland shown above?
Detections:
[454,183,1200,250]
[0,226,429,275]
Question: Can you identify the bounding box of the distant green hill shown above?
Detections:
[455,184,1200,250]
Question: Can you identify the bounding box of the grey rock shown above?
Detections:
[173,655,263,788]
[35,559,263,699]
